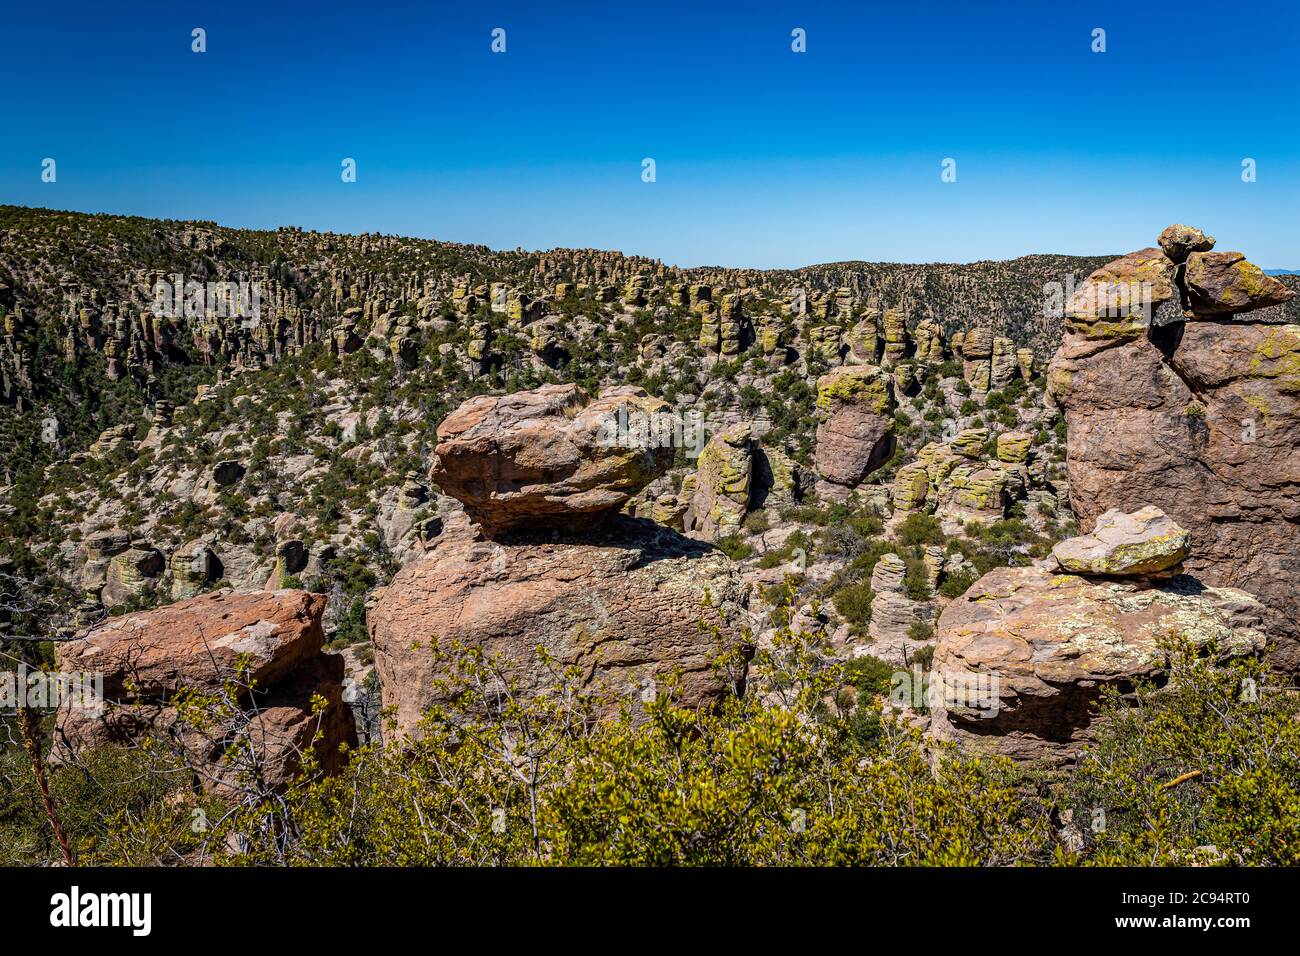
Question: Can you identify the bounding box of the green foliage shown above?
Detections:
[896,511,945,546]
[832,580,874,630]
[200,617,1051,866]
[716,534,754,561]
[1063,640,1300,866]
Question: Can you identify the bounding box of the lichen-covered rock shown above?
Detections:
[990,336,1018,389]
[752,444,801,509]
[1065,247,1177,340]
[961,327,994,391]
[1183,251,1296,317]
[847,311,880,363]
[1016,347,1035,381]
[369,514,747,736]
[935,463,1007,525]
[929,565,1267,763]
[809,325,844,365]
[1157,223,1215,264]
[432,384,676,536]
[951,426,987,459]
[913,318,945,363]
[995,431,1032,464]
[1052,506,1189,576]
[870,552,906,592]
[684,423,754,542]
[891,460,930,512]
[102,545,164,607]
[814,365,895,489]
[881,308,908,364]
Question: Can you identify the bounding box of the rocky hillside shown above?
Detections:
[4,211,1299,867]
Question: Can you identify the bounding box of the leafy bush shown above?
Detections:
[716,534,754,561]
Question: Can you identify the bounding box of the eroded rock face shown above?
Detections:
[1052,506,1189,577]
[431,383,675,536]
[929,565,1266,763]
[1048,226,1300,667]
[369,514,747,737]
[1050,315,1300,666]
[814,364,895,491]
[53,589,355,792]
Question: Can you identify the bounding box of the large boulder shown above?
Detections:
[1183,251,1296,317]
[53,590,355,792]
[929,565,1266,764]
[369,513,748,737]
[814,364,895,492]
[1065,247,1179,339]
[1157,223,1215,263]
[431,384,675,536]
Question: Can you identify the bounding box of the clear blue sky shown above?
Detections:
[2,1,1297,268]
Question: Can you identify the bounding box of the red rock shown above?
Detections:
[1184,251,1296,317]
[431,384,676,536]
[370,513,747,737]
[929,565,1266,763]
[57,589,325,699]
[1049,314,1300,668]
[52,590,355,792]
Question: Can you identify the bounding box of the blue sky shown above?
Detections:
[2,1,1297,268]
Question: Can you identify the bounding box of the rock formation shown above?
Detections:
[814,364,895,496]
[930,511,1267,763]
[1052,506,1188,576]
[683,423,754,542]
[371,386,750,737]
[53,589,356,792]
[431,383,675,536]
[1048,224,1300,667]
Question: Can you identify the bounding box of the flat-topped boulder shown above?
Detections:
[53,589,355,792]
[929,565,1266,764]
[1052,506,1189,576]
[58,588,326,699]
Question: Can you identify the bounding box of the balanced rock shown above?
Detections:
[1052,506,1189,576]
[1065,247,1177,339]
[1157,223,1215,263]
[431,384,675,536]
[929,565,1266,763]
